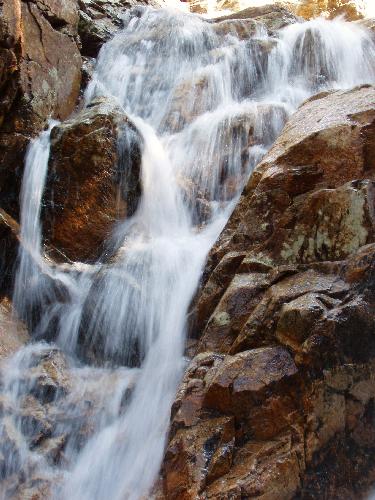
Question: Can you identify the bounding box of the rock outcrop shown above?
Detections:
[212,3,300,32]
[0,208,20,296]
[293,0,365,20]
[42,97,143,262]
[159,85,375,498]
[194,85,375,338]
[78,0,165,57]
[0,0,82,220]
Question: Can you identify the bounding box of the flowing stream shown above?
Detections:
[1,7,375,499]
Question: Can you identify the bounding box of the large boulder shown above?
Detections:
[194,85,375,337]
[211,85,375,268]
[0,297,28,360]
[160,244,375,499]
[0,0,82,220]
[42,97,143,262]
[161,85,375,499]
[78,0,165,57]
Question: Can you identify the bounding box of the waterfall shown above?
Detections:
[1,8,375,499]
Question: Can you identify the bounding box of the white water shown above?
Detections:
[1,9,375,499]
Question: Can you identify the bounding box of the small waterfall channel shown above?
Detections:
[1,7,375,499]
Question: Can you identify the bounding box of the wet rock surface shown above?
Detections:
[212,4,300,33]
[77,0,166,57]
[159,85,375,499]
[162,246,375,499]
[209,85,375,269]
[0,342,137,497]
[292,0,365,21]
[0,0,82,220]
[42,97,143,262]
[0,209,20,296]
[1,2,375,499]
[195,1,365,21]
[0,0,164,229]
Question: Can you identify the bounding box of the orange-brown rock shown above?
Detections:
[0,0,82,220]
[293,0,364,20]
[0,208,21,296]
[212,3,300,32]
[42,97,143,262]
[161,245,375,499]
[0,297,28,360]
[161,85,375,499]
[77,0,165,57]
[203,1,364,21]
[198,85,375,326]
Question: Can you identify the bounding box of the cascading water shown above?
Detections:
[1,7,375,499]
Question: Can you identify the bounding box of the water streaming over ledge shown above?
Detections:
[1,9,375,499]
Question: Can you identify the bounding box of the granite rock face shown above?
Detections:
[159,85,375,499]
[42,97,143,262]
[0,0,82,219]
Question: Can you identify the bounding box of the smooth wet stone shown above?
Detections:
[43,97,143,262]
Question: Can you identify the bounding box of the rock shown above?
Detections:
[16,348,72,405]
[203,346,298,417]
[163,85,375,498]
[293,0,364,21]
[0,209,21,296]
[17,1,81,128]
[197,271,271,353]
[162,244,375,498]
[164,416,235,499]
[275,292,327,351]
[0,298,28,361]
[211,85,375,268]
[78,0,164,57]
[78,0,127,57]
[205,434,303,499]
[81,56,96,90]
[18,396,52,446]
[205,1,364,21]
[191,251,247,339]
[230,266,355,366]
[161,347,302,499]
[42,97,143,262]
[0,0,82,220]
[212,4,300,33]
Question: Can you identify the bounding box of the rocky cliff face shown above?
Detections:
[158,84,375,498]
[0,0,82,219]
[0,0,155,266]
[0,0,162,218]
